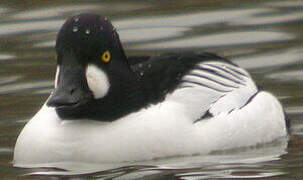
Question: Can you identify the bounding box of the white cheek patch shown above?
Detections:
[86,64,110,99]
[54,66,60,88]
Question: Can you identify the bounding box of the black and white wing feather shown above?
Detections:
[169,60,257,121]
[131,52,258,121]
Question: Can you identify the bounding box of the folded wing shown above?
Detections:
[130,53,258,121]
[167,60,258,121]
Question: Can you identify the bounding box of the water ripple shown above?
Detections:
[120,27,190,43]
[23,139,288,178]
[0,6,9,15]
[263,1,303,8]
[0,53,16,61]
[114,8,274,29]
[0,147,12,154]
[267,70,303,81]
[132,31,294,50]
[230,11,303,26]
[12,4,104,20]
[0,76,21,85]
[0,19,64,36]
[0,80,53,95]
[233,48,303,70]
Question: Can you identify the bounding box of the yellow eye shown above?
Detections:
[101,51,111,63]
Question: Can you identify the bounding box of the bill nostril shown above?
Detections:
[47,95,79,108]
[70,88,76,95]
[47,88,81,108]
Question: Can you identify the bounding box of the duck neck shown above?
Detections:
[91,69,146,121]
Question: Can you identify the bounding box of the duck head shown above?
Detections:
[47,14,143,121]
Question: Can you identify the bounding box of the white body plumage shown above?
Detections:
[14,61,287,168]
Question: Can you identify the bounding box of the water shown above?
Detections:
[1,0,303,179]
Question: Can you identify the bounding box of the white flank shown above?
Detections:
[13,91,287,168]
[86,64,110,99]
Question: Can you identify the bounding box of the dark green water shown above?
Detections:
[0,0,303,179]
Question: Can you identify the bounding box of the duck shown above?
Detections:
[13,13,288,168]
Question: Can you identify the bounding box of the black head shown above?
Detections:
[47,14,144,121]
[56,14,125,59]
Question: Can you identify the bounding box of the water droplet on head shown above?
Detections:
[72,26,78,32]
[74,17,79,22]
[85,29,90,34]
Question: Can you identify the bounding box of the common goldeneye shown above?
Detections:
[13,14,288,168]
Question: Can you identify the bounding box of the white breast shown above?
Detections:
[13,91,287,169]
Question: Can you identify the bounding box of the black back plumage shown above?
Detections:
[131,52,235,104]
